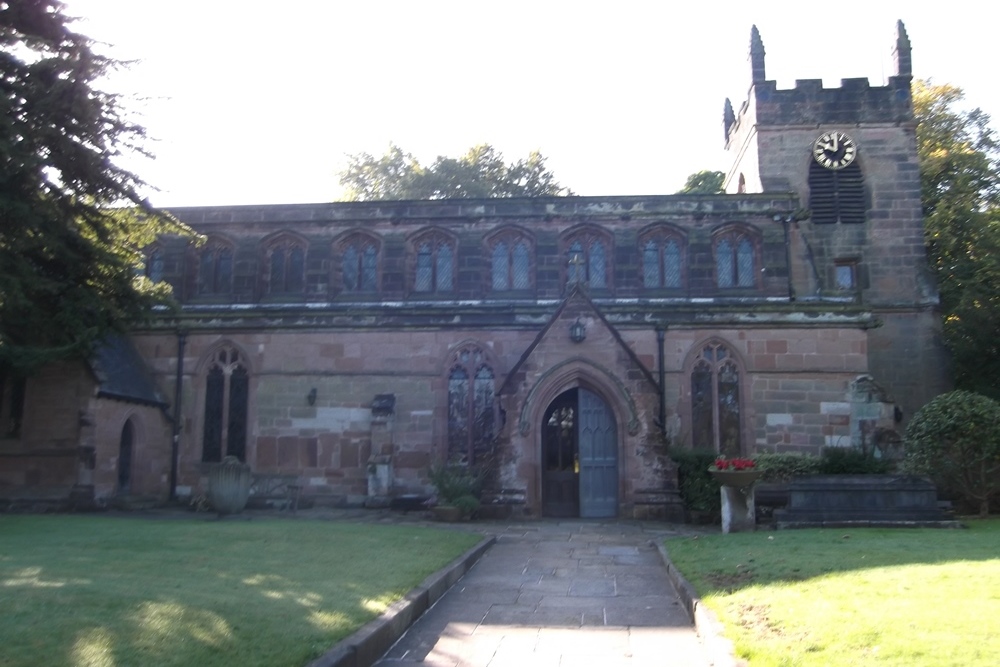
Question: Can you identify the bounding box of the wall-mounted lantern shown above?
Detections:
[307,387,317,406]
[569,318,586,343]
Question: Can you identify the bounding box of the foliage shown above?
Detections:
[427,462,486,508]
[903,390,1000,515]
[677,170,725,194]
[0,515,479,667]
[339,143,573,201]
[666,520,1000,666]
[669,448,720,513]
[915,81,1000,399]
[818,447,892,475]
[751,452,821,482]
[0,1,193,372]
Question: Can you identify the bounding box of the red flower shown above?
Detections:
[713,457,755,470]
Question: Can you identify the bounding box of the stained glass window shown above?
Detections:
[446,344,496,464]
[689,341,742,455]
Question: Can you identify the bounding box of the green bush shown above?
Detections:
[669,449,720,513]
[819,447,892,475]
[428,463,485,506]
[752,452,821,482]
[904,390,1000,516]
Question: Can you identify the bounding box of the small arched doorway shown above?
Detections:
[541,387,617,518]
[118,419,135,494]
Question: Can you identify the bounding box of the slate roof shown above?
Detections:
[90,335,167,407]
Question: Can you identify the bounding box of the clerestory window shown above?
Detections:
[640,228,685,289]
[563,230,611,290]
[197,241,234,295]
[714,229,757,289]
[488,230,533,291]
[412,231,455,294]
[265,241,306,295]
[340,234,380,293]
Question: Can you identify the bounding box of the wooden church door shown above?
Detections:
[578,388,618,518]
[542,388,618,518]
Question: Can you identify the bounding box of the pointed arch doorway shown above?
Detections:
[541,387,618,518]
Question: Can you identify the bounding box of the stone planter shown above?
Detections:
[709,468,764,533]
[208,456,252,516]
[708,469,764,489]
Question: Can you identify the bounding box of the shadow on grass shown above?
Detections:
[0,514,479,667]
[665,518,1000,594]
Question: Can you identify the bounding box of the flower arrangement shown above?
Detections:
[713,457,756,471]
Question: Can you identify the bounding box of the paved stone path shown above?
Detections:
[375,520,714,667]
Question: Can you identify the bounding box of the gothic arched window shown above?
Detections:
[264,239,306,295]
[563,230,610,290]
[197,241,234,295]
[714,228,758,289]
[690,341,742,455]
[640,228,685,289]
[488,230,533,291]
[202,345,249,462]
[446,344,496,465]
[411,231,455,294]
[340,233,380,293]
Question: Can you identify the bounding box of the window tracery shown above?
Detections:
[411,230,455,294]
[488,229,533,291]
[446,344,496,464]
[197,240,234,295]
[639,227,685,289]
[563,229,611,289]
[339,233,380,293]
[714,228,758,289]
[202,345,249,462]
[690,341,742,455]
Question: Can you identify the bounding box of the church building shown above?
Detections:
[0,23,949,518]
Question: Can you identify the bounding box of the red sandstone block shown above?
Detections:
[766,340,788,354]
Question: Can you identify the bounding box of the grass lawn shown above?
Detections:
[666,519,1000,666]
[0,515,481,667]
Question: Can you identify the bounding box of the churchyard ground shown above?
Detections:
[0,515,479,667]
[666,519,1000,666]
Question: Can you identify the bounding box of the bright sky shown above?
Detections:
[65,0,999,207]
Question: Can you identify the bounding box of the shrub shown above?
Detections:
[819,447,892,475]
[903,390,1000,516]
[428,463,485,507]
[669,449,720,513]
[752,452,821,482]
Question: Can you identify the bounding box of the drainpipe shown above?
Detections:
[656,326,667,436]
[169,330,187,501]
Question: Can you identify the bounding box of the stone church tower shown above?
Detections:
[722,21,949,423]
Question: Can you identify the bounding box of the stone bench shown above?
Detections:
[248,473,301,512]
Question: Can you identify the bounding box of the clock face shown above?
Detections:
[812,131,857,170]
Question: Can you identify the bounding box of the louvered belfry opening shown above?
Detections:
[808,161,866,224]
